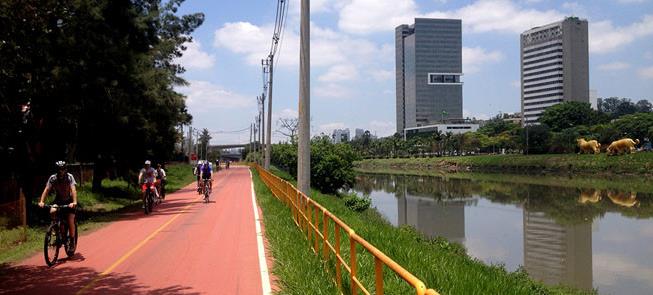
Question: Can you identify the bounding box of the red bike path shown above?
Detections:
[0,166,274,295]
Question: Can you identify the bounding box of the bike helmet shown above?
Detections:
[144,160,151,165]
[55,161,67,169]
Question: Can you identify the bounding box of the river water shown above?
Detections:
[352,172,653,295]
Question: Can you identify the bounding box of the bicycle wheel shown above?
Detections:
[44,224,60,267]
[144,193,150,215]
[204,182,210,203]
[147,191,154,213]
[65,220,78,257]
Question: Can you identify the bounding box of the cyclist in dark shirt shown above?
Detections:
[38,161,77,248]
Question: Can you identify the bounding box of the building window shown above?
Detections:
[428,73,462,85]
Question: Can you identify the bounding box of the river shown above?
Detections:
[352,172,653,295]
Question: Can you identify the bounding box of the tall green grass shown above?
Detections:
[251,169,338,294]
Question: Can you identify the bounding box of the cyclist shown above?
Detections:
[226,160,230,169]
[199,160,213,193]
[193,160,203,193]
[38,161,77,249]
[138,160,159,206]
[215,159,220,171]
[155,163,167,199]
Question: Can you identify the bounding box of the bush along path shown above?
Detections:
[257,166,595,295]
[0,163,195,264]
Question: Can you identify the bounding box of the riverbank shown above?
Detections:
[356,152,653,176]
[255,167,593,295]
[0,163,194,263]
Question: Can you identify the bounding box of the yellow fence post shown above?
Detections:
[375,257,384,295]
[350,235,358,295]
[335,225,342,291]
[251,164,439,295]
[322,210,328,260]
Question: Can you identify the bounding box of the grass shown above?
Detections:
[258,167,595,295]
[356,152,653,176]
[0,162,194,264]
[251,168,338,294]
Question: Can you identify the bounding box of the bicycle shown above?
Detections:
[141,182,156,214]
[203,179,211,203]
[43,204,78,267]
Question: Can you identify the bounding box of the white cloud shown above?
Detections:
[590,14,653,53]
[337,0,564,35]
[617,0,648,3]
[213,21,390,70]
[463,109,491,120]
[176,40,216,70]
[368,120,395,137]
[319,64,359,82]
[371,69,394,81]
[338,0,417,34]
[463,46,504,74]
[213,22,269,65]
[178,80,253,112]
[318,122,346,135]
[638,66,653,79]
[561,2,587,17]
[598,62,631,71]
[427,0,563,33]
[276,108,298,119]
[314,83,354,99]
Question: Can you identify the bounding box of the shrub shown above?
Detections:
[343,193,371,212]
[270,136,361,194]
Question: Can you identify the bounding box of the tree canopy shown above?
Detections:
[539,101,600,131]
[1,0,203,190]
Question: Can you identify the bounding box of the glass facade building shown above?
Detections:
[396,18,463,134]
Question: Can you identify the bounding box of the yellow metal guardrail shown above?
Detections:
[254,165,440,295]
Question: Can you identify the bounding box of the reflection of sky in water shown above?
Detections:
[353,174,653,295]
[366,190,399,226]
[464,198,523,271]
[593,213,653,295]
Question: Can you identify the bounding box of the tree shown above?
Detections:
[539,101,597,131]
[636,99,652,113]
[598,97,639,118]
[0,0,203,205]
[521,125,550,154]
[277,117,298,144]
[479,115,519,136]
[610,113,653,140]
[198,129,212,160]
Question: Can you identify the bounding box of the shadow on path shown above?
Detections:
[0,263,199,295]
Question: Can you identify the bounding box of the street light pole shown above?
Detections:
[297,0,310,195]
[265,55,273,170]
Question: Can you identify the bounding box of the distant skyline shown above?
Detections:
[175,0,653,144]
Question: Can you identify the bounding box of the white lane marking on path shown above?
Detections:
[250,169,272,295]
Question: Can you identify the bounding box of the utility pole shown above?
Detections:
[297,0,310,195]
[187,126,192,164]
[264,56,273,169]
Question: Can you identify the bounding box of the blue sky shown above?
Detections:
[175,0,653,144]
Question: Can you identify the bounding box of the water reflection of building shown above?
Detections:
[397,193,467,244]
[523,211,592,290]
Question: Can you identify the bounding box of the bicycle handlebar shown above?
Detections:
[43,204,72,209]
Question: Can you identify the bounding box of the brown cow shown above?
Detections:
[577,138,601,154]
[606,138,639,156]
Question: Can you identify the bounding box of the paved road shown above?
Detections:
[0,166,272,295]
